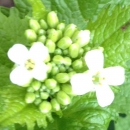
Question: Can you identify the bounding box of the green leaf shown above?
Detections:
[40,0,130,29]
[87,5,130,68]
[110,72,130,114]
[0,86,50,130]
[0,6,10,17]
[115,114,129,130]
[45,94,117,130]
[27,0,48,20]
[0,125,15,130]
[13,0,32,18]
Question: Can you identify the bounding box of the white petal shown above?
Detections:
[70,73,95,95]
[29,42,49,61]
[10,66,32,86]
[85,50,104,71]
[95,84,114,107]
[103,66,125,86]
[32,62,48,81]
[78,30,90,47]
[7,44,28,64]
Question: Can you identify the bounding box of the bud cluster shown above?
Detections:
[24,11,91,114]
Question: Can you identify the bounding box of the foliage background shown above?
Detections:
[0,0,130,130]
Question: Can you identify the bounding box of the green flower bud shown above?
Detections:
[78,48,84,57]
[67,67,73,72]
[47,11,59,28]
[51,66,59,75]
[41,84,47,91]
[63,49,69,55]
[25,93,35,103]
[46,39,56,53]
[68,71,76,78]
[40,19,48,30]
[54,48,62,55]
[25,29,37,42]
[27,86,34,93]
[57,22,66,31]
[37,35,46,43]
[44,55,50,63]
[35,91,40,98]
[69,43,80,58]
[34,98,42,105]
[51,98,60,111]
[56,91,71,105]
[57,36,72,50]
[59,65,66,72]
[48,29,62,42]
[53,55,64,64]
[56,73,70,83]
[61,84,74,95]
[29,19,40,32]
[63,57,72,66]
[52,85,60,93]
[47,63,52,73]
[83,46,91,52]
[32,80,41,91]
[72,59,83,70]
[39,101,52,113]
[38,29,46,36]
[64,24,77,37]
[45,79,57,89]
[40,92,49,99]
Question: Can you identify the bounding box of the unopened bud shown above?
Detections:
[51,66,59,75]
[45,79,57,89]
[29,19,40,32]
[25,29,37,42]
[38,29,46,36]
[40,92,49,99]
[46,39,56,53]
[57,36,72,50]
[56,91,71,105]
[54,48,62,55]
[57,22,66,31]
[63,57,72,66]
[25,92,35,103]
[32,80,41,91]
[40,19,48,30]
[69,43,80,58]
[61,84,74,95]
[53,55,64,64]
[72,59,83,70]
[64,24,77,37]
[39,101,52,113]
[56,73,70,83]
[51,98,60,111]
[47,11,59,28]
[37,35,46,43]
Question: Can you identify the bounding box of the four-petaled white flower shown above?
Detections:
[70,50,125,107]
[8,42,49,86]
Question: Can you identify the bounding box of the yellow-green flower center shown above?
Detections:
[92,72,105,86]
[25,59,35,70]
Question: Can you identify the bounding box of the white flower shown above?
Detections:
[8,42,49,86]
[70,50,125,107]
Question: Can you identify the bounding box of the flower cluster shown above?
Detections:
[7,11,125,115]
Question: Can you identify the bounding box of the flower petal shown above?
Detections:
[10,66,32,86]
[85,50,104,71]
[95,84,114,107]
[7,44,28,64]
[103,66,125,86]
[29,42,49,61]
[70,72,95,95]
[32,62,48,81]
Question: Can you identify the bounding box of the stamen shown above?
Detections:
[25,59,35,70]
